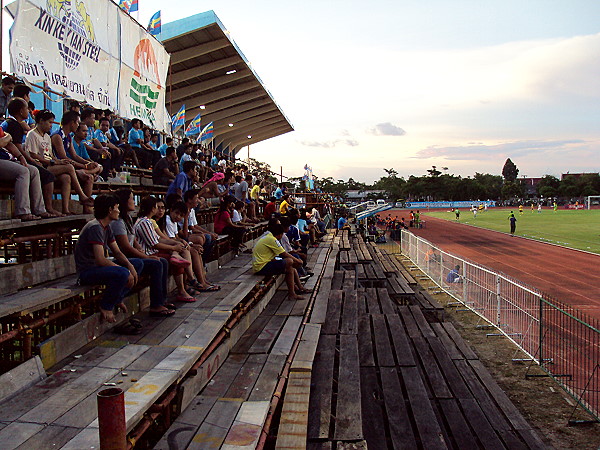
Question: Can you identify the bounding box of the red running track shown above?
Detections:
[412,215,600,321]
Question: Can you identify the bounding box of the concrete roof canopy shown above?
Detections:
[160,11,293,155]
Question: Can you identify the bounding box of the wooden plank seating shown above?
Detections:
[154,243,331,450]
[302,235,546,449]
[0,238,309,449]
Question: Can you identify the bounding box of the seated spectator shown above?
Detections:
[158,136,172,156]
[12,84,33,136]
[3,98,59,217]
[279,216,311,278]
[299,208,319,247]
[252,222,308,300]
[75,194,144,323]
[71,123,105,180]
[179,143,193,173]
[0,76,15,119]
[198,171,226,200]
[0,126,50,220]
[25,109,93,215]
[274,183,285,200]
[311,207,327,234]
[153,147,178,186]
[279,194,292,215]
[286,213,307,254]
[79,109,113,179]
[181,189,216,256]
[94,117,124,176]
[210,152,219,170]
[133,196,197,303]
[111,118,140,167]
[446,265,462,283]
[337,213,350,230]
[233,201,254,227]
[68,100,80,114]
[111,189,175,317]
[51,111,97,212]
[214,196,246,252]
[264,197,277,220]
[128,118,151,168]
[176,138,190,160]
[167,160,197,198]
[161,200,219,293]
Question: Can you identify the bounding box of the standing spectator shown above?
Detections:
[508,211,517,236]
[0,77,15,118]
[26,109,93,216]
[75,194,143,322]
[152,147,178,185]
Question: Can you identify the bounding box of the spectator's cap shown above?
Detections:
[112,119,124,127]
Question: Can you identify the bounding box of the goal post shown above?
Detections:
[585,196,600,209]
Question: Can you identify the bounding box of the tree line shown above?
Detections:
[313,158,600,201]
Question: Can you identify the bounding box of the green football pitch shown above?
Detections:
[421,208,600,254]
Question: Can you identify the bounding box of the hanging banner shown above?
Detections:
[118,13,170,131]
[9,0,120,109]
[9,0,171,131]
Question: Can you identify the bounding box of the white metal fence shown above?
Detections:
[393,229,600,421]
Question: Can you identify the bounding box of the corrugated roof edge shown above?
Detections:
[160,10,294,130]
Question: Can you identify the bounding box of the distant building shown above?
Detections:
[561,172,599,180]
[346,190,386,202]
[520,177,543,197]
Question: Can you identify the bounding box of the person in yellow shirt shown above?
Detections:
[279,194,292,215]
[252,222,308,300]
[519,204,524,215]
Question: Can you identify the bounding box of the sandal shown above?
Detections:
[113,321,142,335]
[164,302,177,310]
[175,294,196,303]
[149,309,176,317]
[197,284,220,292]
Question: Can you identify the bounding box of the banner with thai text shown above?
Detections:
[10,0,120,109]
[9,0,170,131]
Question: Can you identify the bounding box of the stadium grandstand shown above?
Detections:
[0,1,591,449]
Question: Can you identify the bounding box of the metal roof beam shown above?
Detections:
[231,128,292,154]
[170,55,242,85]
[222,123,291,148]
[169,38,231,65]
[201,98,273,124]
[213,110,281,134]
[169,81,261,113]
[215,118,288,147]
[169,69,253,104]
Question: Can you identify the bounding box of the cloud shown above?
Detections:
[367,122,406,136]
[300,139,359,148]
[415,139,585,160]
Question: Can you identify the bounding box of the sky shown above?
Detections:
[5,0,600,183]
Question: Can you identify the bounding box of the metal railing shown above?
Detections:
[393,229,600,422]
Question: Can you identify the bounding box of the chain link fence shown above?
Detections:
[392,229,599,422]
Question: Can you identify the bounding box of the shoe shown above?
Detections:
[299,275,311,282]
[170,256,191,267]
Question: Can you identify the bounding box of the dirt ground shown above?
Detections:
[400,258,600,450]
